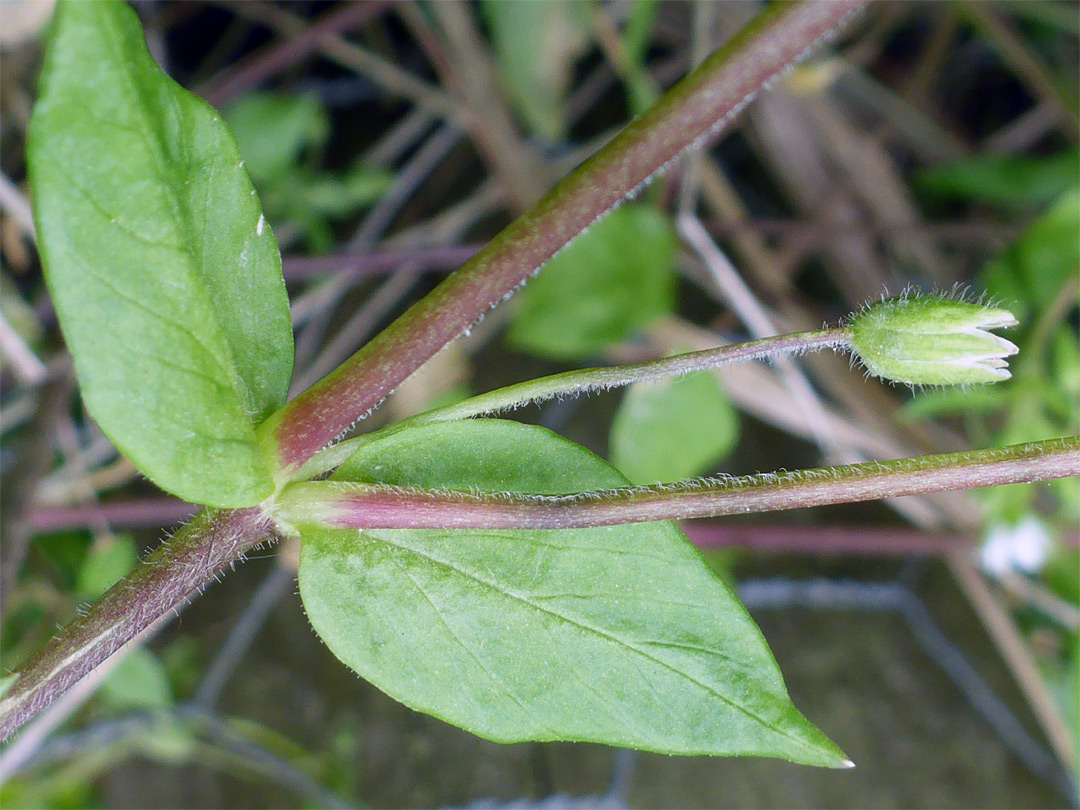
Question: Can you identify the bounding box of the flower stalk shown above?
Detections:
[295,292,1026,483]
[296,328,853,481]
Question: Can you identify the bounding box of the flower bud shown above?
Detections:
[850,295,1018,385]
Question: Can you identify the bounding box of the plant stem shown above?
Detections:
[199,2,391,107]
[29,498,198,531]
[0,507,279,742]
[278,437,1080,531]
[296,328,852,481]
[257,0,866,476]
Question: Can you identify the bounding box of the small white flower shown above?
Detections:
[850,294,1018,385]
[980,515,1051,577]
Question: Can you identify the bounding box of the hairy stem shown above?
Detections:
[297,328,852,481]
[419,329,852,424]
[278,438,1079,531]
[0,507,279,741]
[257,0,866,475]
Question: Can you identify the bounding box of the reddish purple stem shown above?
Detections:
[29,498,198,531]
[200,2,392,107]
[299,438,1080,530]
[0,506,278,740]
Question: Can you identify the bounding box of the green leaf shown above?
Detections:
[99,646,172,710]
[621,0,660,67]
[1065,634,1080,785]
[507,204,677,360]
[1043,548,1080,605]
[1049,329,1080,421]
[0,276,43,351]
[133,716,197,764]
[916,151,1079,209]
[77,534,138,601]
[480,0,589,141]
[293,163,394,218]
[34,530,92,590]
[224,92,391,252]
[222,91,329,183]
[610,370,738,484]
[900,386,1006,421]
[0,674,17,700]
[980,187,1080,319]
[617,0,661,115]
[29,1,293,507]
[298,420,846,765]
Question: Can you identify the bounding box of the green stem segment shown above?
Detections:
[279,437,1080,531]
[257,0,866,476]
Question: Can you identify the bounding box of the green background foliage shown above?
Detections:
[507,204,677,360]
[610,370,739,484]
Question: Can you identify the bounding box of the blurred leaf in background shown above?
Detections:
[981,187,1080,320]
[0,275,43,366]
[905,174,1079,766]
[617,0,662,114]
[480,0,590,142]
[224,92,393,252]
[76,534,137,602]
[222,92,328,182]
[0,771,98,810]
[506,204,677,360]
[610,369,738,484]
[28,530,92,593]
[915,150,1079,210]
[99,647,173,711]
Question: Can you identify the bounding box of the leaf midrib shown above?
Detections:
[94,3,255,421]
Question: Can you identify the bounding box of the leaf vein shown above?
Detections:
[387,553,547,729]
[380,535,807,749]
[62,248,236,387]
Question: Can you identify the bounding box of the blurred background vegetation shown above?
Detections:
[0,1,1077,807]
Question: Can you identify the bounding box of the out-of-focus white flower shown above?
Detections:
[850,294,1018,385]
[980,515,1052,577]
